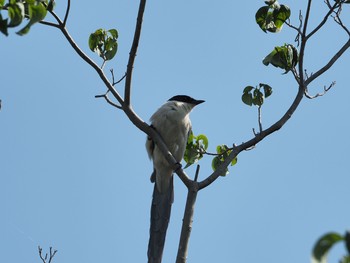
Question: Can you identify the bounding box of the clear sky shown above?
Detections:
[1,1,350,263]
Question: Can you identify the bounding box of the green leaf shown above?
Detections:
[273,5,290,31]
[312,232,344,263]
[260,83,273,98]
[264,0,277,5]
[243,86,254,93]
[89,28,118,61]
[16,3,47,36]
[255,2,290,33]
[184,132,208,168]
[211,156,228,177]
[242,92,253,106]
[242,86,254,106]
[231,156,238,166]
[8,3,25,27]
[0,13,8,36]
[255,6,270,33]
[108,28,118,38]
[252,89,264,106]
[196,134,209,151]
[263,44,298,73]
[0,0,5,8]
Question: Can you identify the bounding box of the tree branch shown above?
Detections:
[124,0,146,106]
[304,81,336,99]
[305,1,339,41]
[305,38,350,86]
[176,179,199,263]
[63,0,71,27]
[38,246,57,263]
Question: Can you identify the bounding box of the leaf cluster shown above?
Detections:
[88,28,118,62]
[242,83,273,107]
[263,44,299,73]
[184,131,208,169]
[211,145,237,177]
[0,0,52,36]
[256,0,291,33]
[312,231,350,263]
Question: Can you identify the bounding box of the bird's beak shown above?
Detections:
[194,99,205,105]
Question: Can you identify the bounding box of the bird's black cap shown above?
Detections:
[168,95,205,105]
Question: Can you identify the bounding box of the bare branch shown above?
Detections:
[38,246,57,263]
[305,1,339,41]
[176,181,199,263]
[95,93,123,109]
[110,69,127,86]
[258,106,263,134]
[63,0,71,27]
[124,0,147,106]
[304,81,336,99]
[332,5,350,36]
[39,20,60,28]
[305,38,350,85]
[285,10,303,46]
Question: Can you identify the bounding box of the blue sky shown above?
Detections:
[1,1,350,263]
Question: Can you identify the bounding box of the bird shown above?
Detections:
[146,95,204,263]
[146,95,205,193]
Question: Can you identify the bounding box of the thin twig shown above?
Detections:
[38,246,57,263]
[304,81,336,99]
[258,106,263,134]
[95,93,123,109]
[305,38,350,86]
[63,0,71,27]
[332,5,350,36]
[306,1,339,41]
[110,69,127,86]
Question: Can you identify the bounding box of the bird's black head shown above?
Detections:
[168,95,205,105]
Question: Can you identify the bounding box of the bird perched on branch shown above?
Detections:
[146,95,204,263]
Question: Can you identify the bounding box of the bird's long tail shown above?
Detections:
[147,176,174,263]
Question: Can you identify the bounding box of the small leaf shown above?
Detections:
[8,3,25,27]
[211,156,228,177]
[312,232,344,263]
[264,0,277,5]
[231,156,238,166]
[260,83,273,98]
[243,86,254,93]
[253,89,264,106]
[255,6,270,33]
[242,92,253,106]
[263,44,298,73]
[184,132,208,168]
[273,5,291,31]
[0,14,8,36]
[255,2,290,33]
[17,3,47,36]
[108,28,118,39]
[196,134,209,151]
